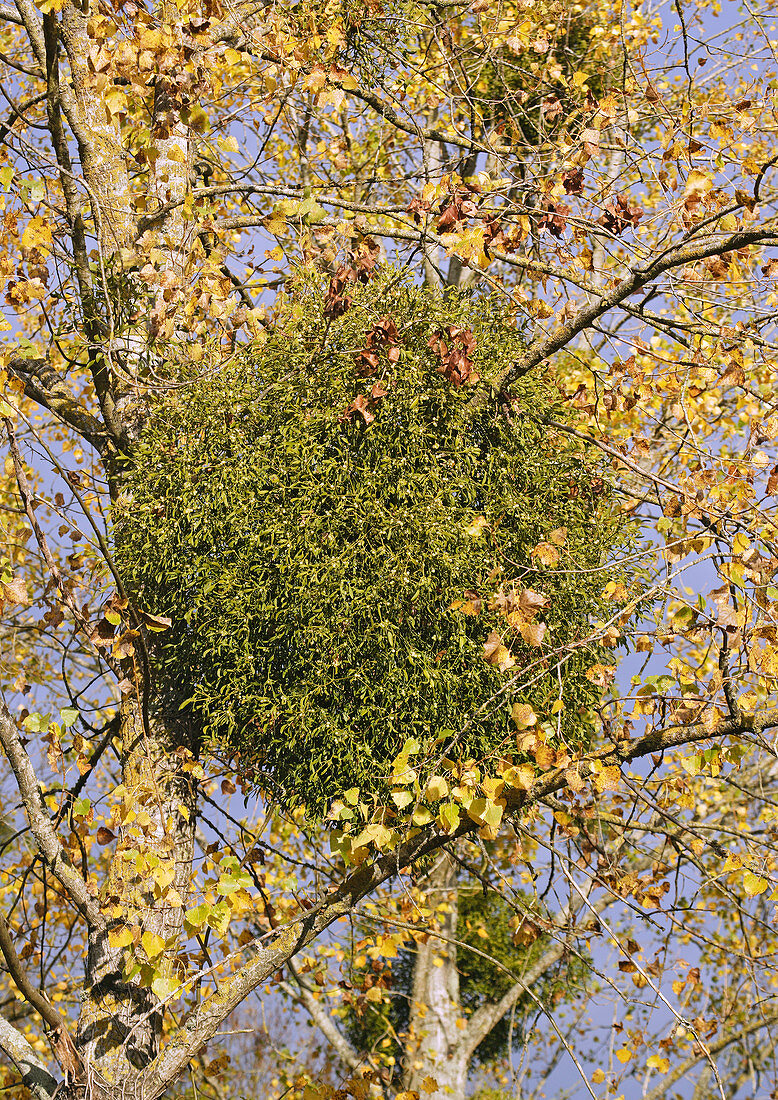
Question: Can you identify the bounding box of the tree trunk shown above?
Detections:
[403,853,469,1100]
[76,694,197,1096]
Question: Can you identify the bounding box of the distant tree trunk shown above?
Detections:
[403,852,469,1100]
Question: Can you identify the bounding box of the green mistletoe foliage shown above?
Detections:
[115,267,629,815]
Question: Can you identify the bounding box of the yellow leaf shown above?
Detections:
[466,515,488,537]
[302,66,327,93]
[615,1047,632,1064]
[565,766,584,792]
[442,226,489,269]
[684,169,713,200]
[594,765,621,792]
[743,870,768,897]
[437,802,461,834]
[501,763,536,790]
[413,805,434,826]
[519,620,546,647]
[591,1068,606,1083]
[466,796,504,830]
[424,775,449,802]
[151,975,179,1001]
[21,216,52,253]
[511,702,537,729]
[647,1054,670,1073]
[108,925,134,951]
[549,526,567,546]
[531,541,559,567]
[138,29,164,49]
[483,631,516,672]
[141,930,165,959]
[2,577,28,605]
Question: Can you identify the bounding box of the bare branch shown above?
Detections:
[0,698,105,929]
[0,910,64,1033]
[502,224,778,388]
[0,4,23,22]
[641,1011,778,1100]
[0,911,84,1083]
[7,355,107,451]
[283,961,363,1074]
[458,895,612,1062]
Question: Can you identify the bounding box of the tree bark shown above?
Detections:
[75,696,197,1095]
[403,853,468,1100]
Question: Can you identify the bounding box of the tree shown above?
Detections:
[1,0,778,1098]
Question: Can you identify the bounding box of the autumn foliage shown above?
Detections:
[3,0,778,1095]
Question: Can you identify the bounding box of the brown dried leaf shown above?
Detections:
[519,588,548,615]
[2,576,29,606]
[520,620,547,647]
[89,617,116,647]
[483,631,516,672]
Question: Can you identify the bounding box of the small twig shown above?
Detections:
[4,417,124,681]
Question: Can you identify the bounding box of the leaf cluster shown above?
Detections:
[115,268,629,815]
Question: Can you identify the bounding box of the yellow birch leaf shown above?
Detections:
[594,765,621,792]
[21,217,52,252]
[743,870,768,896]
[531,541,559,566]
[684,169,714,200]
[511,702,537,729]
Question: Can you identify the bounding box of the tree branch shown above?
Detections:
[283,961,363,1074]
[501,223,778,389]
[0,910,63,1033]
[0,910,84,1083]
[139,706,775,1098]
[641,1010,778,1100]
[6,354,107,451]
[0,1014,59,1100]
[0,4,23,22]
[0,698,105,929]
[458,894,612,1062]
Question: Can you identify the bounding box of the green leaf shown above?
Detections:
[438,802,461,834]
[184,904,209,931]
[22,712,49,733]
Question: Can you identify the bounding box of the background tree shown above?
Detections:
[0,0,778,1099]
